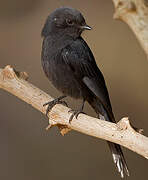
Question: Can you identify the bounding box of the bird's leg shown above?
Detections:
[69,99,85,123]
[43,95,67,116]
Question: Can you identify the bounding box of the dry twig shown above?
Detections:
[0,0,148,165]
[0,65,148,159]
[112,0,148,58]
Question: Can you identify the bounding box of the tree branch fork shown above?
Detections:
[0,65,148,159]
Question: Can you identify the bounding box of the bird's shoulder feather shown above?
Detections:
[61,37,113,115]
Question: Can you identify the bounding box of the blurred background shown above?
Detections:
[0,0,148,179]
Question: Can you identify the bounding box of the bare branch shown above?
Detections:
[0,65,148,159]
[112,0,148,58]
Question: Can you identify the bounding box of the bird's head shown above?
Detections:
[41,7,91,38]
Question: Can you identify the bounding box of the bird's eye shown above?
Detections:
[66,19,74,26]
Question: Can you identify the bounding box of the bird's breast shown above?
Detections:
[41,55,83,99]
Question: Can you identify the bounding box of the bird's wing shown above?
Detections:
[62,37,113,116]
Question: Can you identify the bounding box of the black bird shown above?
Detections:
[41,7,129,178]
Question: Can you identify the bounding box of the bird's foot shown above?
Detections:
[43,96,67,116]
[68,109,86,123]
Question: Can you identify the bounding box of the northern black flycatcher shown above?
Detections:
[41,7,129,178]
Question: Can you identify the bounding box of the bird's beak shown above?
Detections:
[80,24,92,30]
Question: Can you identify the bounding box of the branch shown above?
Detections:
[112,0,148,58]
[0,65,148,159]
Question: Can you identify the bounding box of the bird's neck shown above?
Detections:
[46,32,79,49]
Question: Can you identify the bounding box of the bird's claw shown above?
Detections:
[43,96,67,116]
[68,109,85,123]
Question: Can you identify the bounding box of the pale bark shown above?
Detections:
[0,65,148,159]
[112,0,148,58]
[1,0,148,162]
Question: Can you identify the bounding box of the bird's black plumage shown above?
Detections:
[41,7,129,178]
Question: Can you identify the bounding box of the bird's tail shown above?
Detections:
[87,97,129,178]
[107,141,129,178]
